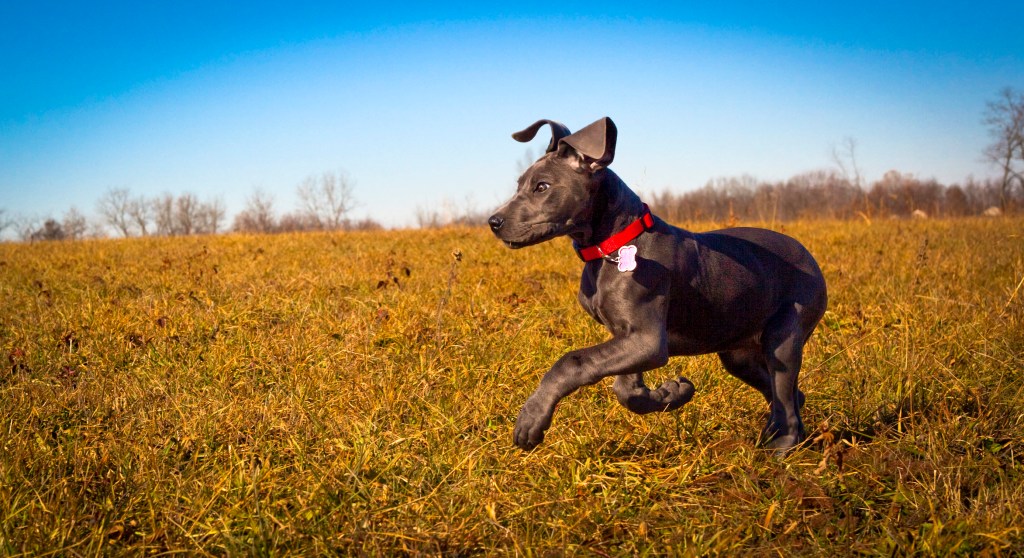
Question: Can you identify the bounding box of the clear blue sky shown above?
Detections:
[2,1,1022,230]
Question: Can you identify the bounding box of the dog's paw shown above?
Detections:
[513,399,553,451]
[758,421,807,456]
[652,377,696,411]
[760,433,806,457]
[615,377,696,414]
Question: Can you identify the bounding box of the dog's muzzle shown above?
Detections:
[488,214,564,249]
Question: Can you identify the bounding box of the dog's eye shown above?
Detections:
[534,182,550,193]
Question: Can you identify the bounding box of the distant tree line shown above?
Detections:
[2,207,97,242]
[648,87,1023,224]
[646,171,1017,224]
[96,189,227,237]
[0,169,1018,243]
[414,196,490,229]
[0,190,230,242]
[232,172,380,234]
[0,171,381,242]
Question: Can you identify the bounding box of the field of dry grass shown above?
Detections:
[1,218,1022,555]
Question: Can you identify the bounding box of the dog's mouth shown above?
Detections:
[502,236,547,250]
[494,221,566,249]
[503,239,546,250]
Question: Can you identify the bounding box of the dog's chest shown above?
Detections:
[578,288,604,326]
[577,262,634,332]
[577,264,604,324]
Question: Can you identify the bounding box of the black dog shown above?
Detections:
[488,117,827,453]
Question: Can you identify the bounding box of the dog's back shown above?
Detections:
[696,227,827,302]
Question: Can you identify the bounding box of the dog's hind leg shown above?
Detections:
[612,373,695,415]
[718,347,805,409]
[758,303,814,453]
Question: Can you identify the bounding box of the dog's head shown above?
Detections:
[488,117,617,248]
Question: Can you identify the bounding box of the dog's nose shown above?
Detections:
[488,215,504,231]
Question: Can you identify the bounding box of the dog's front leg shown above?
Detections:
[513,331,668,450]
[611,373,695,415]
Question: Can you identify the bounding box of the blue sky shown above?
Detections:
[2,1,1022,231]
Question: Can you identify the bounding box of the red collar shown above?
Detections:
[575,204,655,262]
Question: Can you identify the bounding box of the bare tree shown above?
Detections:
[831,136,863,189]
[174,193,201,235]
[832,136,872,218]
[233,188,278,233]
[984,87,1024,211]
[126,195,151,236]
[152,193,176,235]
[14,215,41,242]
[198,197,226,234]
[96,188,135,237]
[61,207,89,240]
[296,171,357,230]
[148,192,224,236]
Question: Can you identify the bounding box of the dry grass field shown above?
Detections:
[1,218,1022,556]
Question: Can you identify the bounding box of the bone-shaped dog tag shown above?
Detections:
[617,245,637,272]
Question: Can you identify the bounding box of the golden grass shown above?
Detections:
[1,218,1022,555]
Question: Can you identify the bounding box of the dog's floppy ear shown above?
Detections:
[559,117,617,172]
[512,119,572,153]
